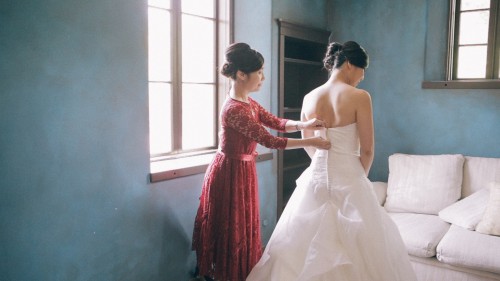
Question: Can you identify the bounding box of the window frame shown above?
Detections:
[148,0,235,182]
[423,0,500,89]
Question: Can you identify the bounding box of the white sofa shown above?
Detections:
[373,153,500,281]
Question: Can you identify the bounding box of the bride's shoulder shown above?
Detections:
[357,88,370,95]
[304,85,326,98]
[351,88,371,100]
[303,88,330,112]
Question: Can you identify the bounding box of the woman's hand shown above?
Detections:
[284,135,330,150]
[310,136,331,150]
[302,118,326,130]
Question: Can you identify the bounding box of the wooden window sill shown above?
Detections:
[149,151,274,182]
[422,80,500,89]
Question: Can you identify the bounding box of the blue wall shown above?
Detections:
[329,0,500,181]
[0,1,159,280]
[0,0,327,280]
[7,0,494,280]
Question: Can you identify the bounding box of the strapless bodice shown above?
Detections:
[317,123,360,156]
[312,123,363,184]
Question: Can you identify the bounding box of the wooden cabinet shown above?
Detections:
[277,19,330,217]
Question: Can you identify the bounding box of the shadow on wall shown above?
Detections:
[158,204,197,280]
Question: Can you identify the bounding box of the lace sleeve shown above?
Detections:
[225,102,288,149]
[251,100,288,131]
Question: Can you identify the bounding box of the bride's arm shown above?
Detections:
[301,111,318,159]
[356,90,374,175]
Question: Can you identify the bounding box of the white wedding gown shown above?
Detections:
[247,123,417,281]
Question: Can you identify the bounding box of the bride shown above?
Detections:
[246,41,417,281]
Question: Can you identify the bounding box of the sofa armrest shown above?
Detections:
[372,181,388,206]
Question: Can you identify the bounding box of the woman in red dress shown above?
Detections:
[192,42,331,281]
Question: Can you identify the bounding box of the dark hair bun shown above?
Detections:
[220,42,264,79]
[323,42,344,71]
[323,41,368,71]
[220,62,235,78]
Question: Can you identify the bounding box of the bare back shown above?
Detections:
[302,81,369,124]
[301,80,374,174]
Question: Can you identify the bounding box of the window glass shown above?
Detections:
[182,15,215,83]
[460,0,489,11]
[182,84,216,150]
[148,0,229,158]
[182,0,214,18]
[452,0,498,80]
[148,7,171,82]
[456,46,487,79]
[458,11,489,45]
[149,82,172,154]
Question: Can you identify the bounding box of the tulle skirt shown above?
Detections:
[247,150,417,281]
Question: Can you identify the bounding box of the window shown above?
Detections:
[448,0,500,80]
[147,0,232,161]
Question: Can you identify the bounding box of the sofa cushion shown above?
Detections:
[476,182,500,236]
[371,181,387,206]
[462,156,500,197]
[388,213,450,258]
[438,187,489,230]
[437,225,500,274]
[385,154,464,215]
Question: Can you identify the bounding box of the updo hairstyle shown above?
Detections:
[323,41,369,71]
[220,42,264,79]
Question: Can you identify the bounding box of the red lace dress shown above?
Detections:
[192,97,289,281]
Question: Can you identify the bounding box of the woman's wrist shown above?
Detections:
[295,121,302,132]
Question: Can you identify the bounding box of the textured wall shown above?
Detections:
[328,0,500,181]
[0,1,158,280]
[0,0,326,280]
